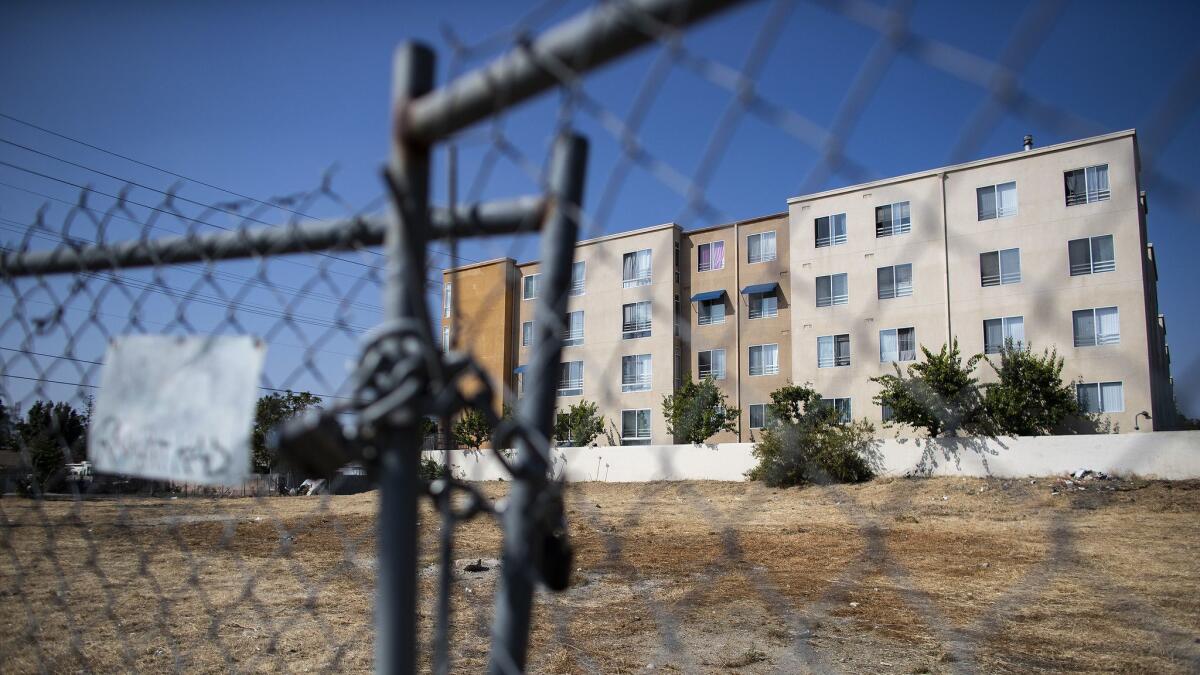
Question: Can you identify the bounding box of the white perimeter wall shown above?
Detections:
[426,430,1200,482]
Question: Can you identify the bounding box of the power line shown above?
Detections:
[0,360,356,402]
[0,179,445,290]
[0,112,485,266]
[0,291,361,360]
[0,216,388,313]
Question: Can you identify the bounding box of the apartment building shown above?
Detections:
[442,129,1175,443]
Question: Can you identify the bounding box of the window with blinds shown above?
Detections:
[877,264,913,299]
[983,316,1024,354]
[875,201,911,237]
[1065,164,1109,206]
[621,301,652,339]
[698,349,726,380]
[816,273,848,307]
[977,181,1018,220]
[880,327,916,362]
[621,354,652,392]
[748,344,779,376]
[1073,307,1120,347]
[817,334,850,368]
[980,248,1021,286]
[815,213,847,247]
[1068,235,1115,276]
[622,249,652,287]
[1076,382,1123,413]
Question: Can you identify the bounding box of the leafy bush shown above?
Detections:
[748,383,878,487]
[253,391,322,473]
[662,374,740,444]
[981,340,1079,435]
[871,340,988,437]
[16,400,89,491]
[419,457,442,481]
[553,400,605,447]
[452,408,492,450]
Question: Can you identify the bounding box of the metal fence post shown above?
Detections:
[378,41,435,675]
[487,132,588,675]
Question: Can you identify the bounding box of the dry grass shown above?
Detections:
[1,476,1198,673]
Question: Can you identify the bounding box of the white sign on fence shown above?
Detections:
[89,335,265,486]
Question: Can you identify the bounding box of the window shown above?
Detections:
[622,301,652,339]
[747,231,777,264]
[621,354,652,393]
[881,404,894,422]
[698,298,725,325]
[1065,164,1109,206]
[517,371,525,396]
[820,398,852,423]
[1068,235,1115,276]
[977,181,1018,220]
[621,409,651,445]
[622,249,652,287]
[441,326,450,353]
[563,311,584,347]
[817,334,851,368]
[747,291,778,319]
[875,201,911,237]
[748,344,779,376]
[877,264,913,299]
[521,321,533,347]
[570,261,586,296]
[1076,382,1123,413]
[443,283,452,318]
[815,214,847,247]
[816,273,849,307]
[983,316,1025,354]
[749,403,772,430]
[980,248,1021,286]
[522,273,539,300]
[698,349,726,380]
[880,327,916,362]
[558,361,584,397]
[697,241,725,272]
[1073,307,1120,347]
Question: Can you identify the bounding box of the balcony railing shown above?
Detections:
[622,320,651,339]
[1066,189,1110,206]
[749,363,779,376]
[562,329,584,346]
[816,292,848,307]
[748,250,776,264]
[697,259,723,272]
[557,378,584,397]
[621,376,651,393]
[816,232,847,248]
[698,366,725,380]
[568,279,585,295]
[697,311,724,325]
[876,221,911,237]
[622,273,651,288]
[748,304,777,319]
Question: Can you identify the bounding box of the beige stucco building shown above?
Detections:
[443,129,1175,443]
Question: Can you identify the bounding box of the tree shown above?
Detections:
[662,374,740,444]
[0,400,16,452]
[748,384,877,487]
[16,400,89,490]
[871,340,987,437]
[553,400,605,447]
[252,391,322,473]
[453,407,492,450]
[981,340,1079,435]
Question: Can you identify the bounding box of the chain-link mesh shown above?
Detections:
[3,0,1199,672]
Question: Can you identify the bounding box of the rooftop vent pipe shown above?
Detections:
[1023,134,1034,151]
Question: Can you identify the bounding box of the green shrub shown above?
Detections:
[747,418,878,487]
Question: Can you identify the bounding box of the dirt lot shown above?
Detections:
[1,476,1198,673]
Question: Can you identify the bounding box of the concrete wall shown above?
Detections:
[426,430,1200,482]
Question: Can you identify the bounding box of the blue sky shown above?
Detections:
[1,0,1198,417]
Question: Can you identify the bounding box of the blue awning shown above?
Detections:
[741,282,779,295]
[513,365,527,374]
[690,289,726,302]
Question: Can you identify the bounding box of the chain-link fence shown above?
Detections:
[2,0,1199,672]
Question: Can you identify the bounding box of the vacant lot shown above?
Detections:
[1,476,1198,673]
